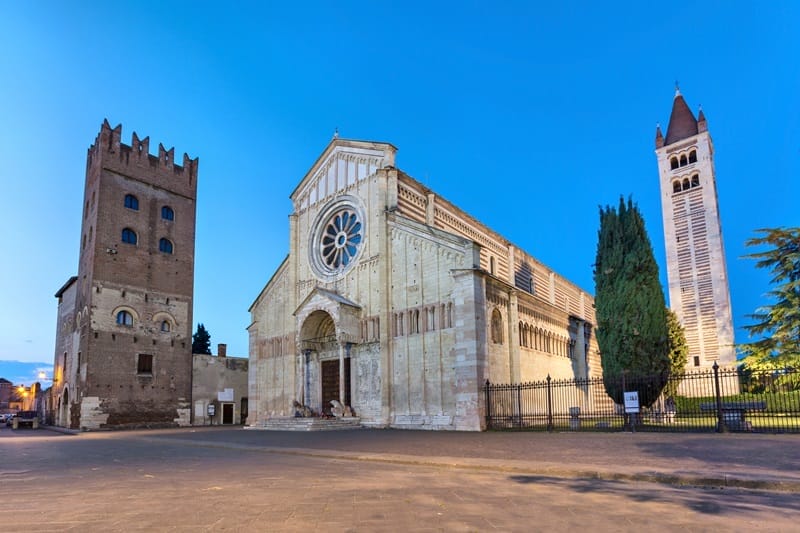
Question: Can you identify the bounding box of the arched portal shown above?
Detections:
[298,310,351,415]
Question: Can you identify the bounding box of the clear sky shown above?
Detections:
[1,2,798,364]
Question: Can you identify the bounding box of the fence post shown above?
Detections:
[485,379,491,430]
[517,383,523,429]
[546,374,553,432]
[713,361,724,433]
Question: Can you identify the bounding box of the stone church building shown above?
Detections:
[248,138,600,431]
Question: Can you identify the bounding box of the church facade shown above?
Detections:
[248,138,600,431]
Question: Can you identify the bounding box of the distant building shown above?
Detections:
[248,138,600,431]
[51,121,199,429]
[192,344,249,425]
[655,90,735,368]
[0,377,13,411]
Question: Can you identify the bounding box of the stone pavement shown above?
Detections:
[3,425,800,531]
[126,426,800,492]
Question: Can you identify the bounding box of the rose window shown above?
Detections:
[321,210,362,269]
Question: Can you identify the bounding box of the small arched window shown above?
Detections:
[689,150,697,164]
[122,228,137,245]
[691,175,700,188]
[116,310,133,326]
[673,181,681,194]
[670,157,679,170]
[159,238,173,254]
[491,308,503,344]
[124,194,139,210]
[682,179,690,191]
[161,206,174,221]
[160,320,171,332]
[679,155,688,167]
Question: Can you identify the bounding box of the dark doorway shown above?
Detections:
[240,397,248,425]
[222,403,234,424]
[321,358,351,415]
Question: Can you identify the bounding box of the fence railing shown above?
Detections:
[484,363,800,433]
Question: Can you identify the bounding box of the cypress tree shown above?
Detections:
[192,323,212,355]
[594,197,671,407]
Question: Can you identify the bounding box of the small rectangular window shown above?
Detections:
[693,356,700,367]
[137,354,153,374]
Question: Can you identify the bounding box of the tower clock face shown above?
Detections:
[309,196,365,280]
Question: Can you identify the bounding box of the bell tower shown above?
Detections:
[654,89,735,368]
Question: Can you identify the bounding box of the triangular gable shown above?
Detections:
[290,138,397,213]
[294,286,361,317]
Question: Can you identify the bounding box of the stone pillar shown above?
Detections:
[339,342,346,404]
[508,290,521,383]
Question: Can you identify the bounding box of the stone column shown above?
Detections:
[508,290,521,383]
[339,342,346,404]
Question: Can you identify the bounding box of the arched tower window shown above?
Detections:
[682,179,690,191]
[673,181,681,194]
[691,174,700,187]
[670,157,679,170]
[679,155,688,167]
[124,194,139,210]
[121,228,137,245]
[160,320,171,332]
[161,206,174,221]
[159,238,173,254]
[116,310,133,326]
[689,150,697,164]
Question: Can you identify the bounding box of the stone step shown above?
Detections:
[249,417,362,431]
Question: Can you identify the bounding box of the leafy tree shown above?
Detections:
[738,227,800,370]
[594,197,671,407]
[192,323,212,355]
[663,308,688,398]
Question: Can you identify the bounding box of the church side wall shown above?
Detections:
[248,261,296,423]
[387,216,472,429]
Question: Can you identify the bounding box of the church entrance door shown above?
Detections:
[321,358,350,415]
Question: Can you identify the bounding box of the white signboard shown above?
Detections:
[217,388,234,402]
[624,391,640,413]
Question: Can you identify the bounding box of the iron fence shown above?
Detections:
[485,363,800,433]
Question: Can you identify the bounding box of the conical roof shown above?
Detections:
[664,90,698,145]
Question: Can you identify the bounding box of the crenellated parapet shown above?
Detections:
[87,119,198,198]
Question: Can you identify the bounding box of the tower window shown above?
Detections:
[124,194,139,210]
[137,353,153,375]
[161,206,174,221]
[160,320,171,332]
[679,155,688,167]
[682,179,690,191]
[122,228,137,245]
[159,238,173,254]
[116,310,133,327]
[672,181,681,194]
[670,157,679,170]
[689,150,697,164]
[691,175,700,188]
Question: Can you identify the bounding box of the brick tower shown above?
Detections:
[52,120,198,429]
[654,89,735,368]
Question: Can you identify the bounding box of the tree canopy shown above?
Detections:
[594,197,671,406]
[192,323,212,355]
[738,227,800,369]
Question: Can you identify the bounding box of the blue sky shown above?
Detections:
[1,2,798,366]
